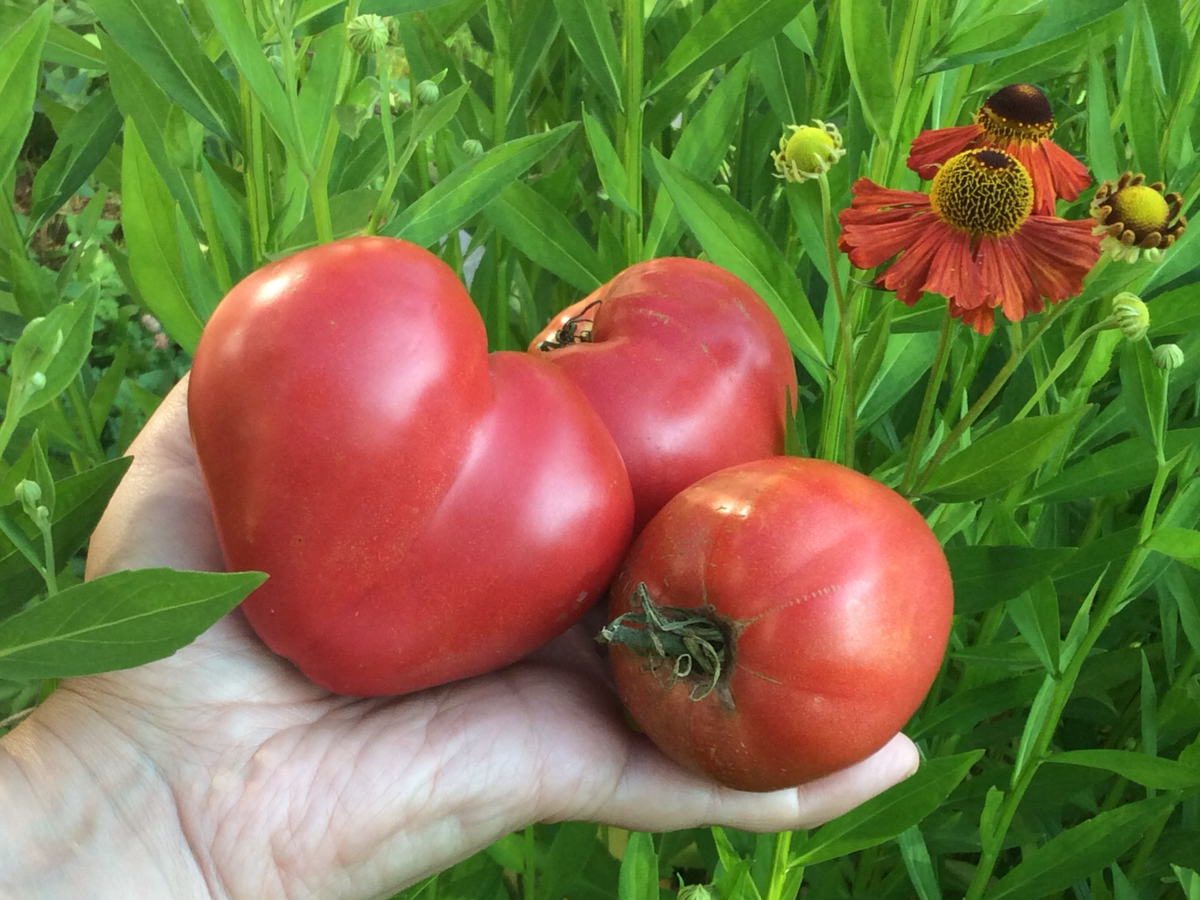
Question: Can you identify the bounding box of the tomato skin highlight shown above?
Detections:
[189,236,634,696]
[605,457,953,792]
[529,258,798,533]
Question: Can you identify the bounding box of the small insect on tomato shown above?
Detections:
[599,456,954,792]
[536,299,603,350]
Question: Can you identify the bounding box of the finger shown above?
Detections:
[574,732,919,833]
[85,373,224,578]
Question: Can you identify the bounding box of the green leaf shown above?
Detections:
[922,407,1089,502]
[651,150,827,384]
[387,124,575,247]
[857,332,940,430]
[583,108,636,216]
[120,117,204,353]
[897,825,940,900]
[1146,527,1200,570]
[206,0,309,168]
[1024,430,1200,504]
[102,33,203,231]
[792,752,981,866]
[1122,12,1163,184]
[29,89,124,232]
[617,831,659,900]
[90,0,241,143]
[644,57,751,259]
[279,187,381,252]
[6,288,97,421]
[986,795,1180,900]
[946,545,1075,615]
[0,457,134,617]
[0,569,265,679]
[485,181,607,292]
[910,672,1044,740]
[1006,578,1060,675]
[1120,339,1167,458]
[1086,48,1119,183]
[296,24,346,165]
[643,0,798,99]
[537,822,598,900]
[550,0,622,110]
[0,6,104,69]
[175,205,224,322]
[841,0,895,138]
[411,83,469,148]
[0,4,51,186]
[509,0,560,119]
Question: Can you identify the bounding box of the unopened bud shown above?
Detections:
[1153,343,1185,372]
[28,371,46,391]
[462,138,484,157]
[347,14,389,56]
[416,80,440,105]
[14,480,41,504]
[1110,292,1149,341]
[772,120,845,183]
[677,886,716,900]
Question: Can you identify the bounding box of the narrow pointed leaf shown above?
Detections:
[0,4,52,185]
[551,0,622,109]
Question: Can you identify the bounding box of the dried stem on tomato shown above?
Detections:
[597,583,730,700]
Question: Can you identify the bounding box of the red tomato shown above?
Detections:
[188,236,634,697]
[529,258,797,533]
[601,457,953,792]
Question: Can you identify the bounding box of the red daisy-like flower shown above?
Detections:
[907,84,1092,216]
[838,148,1101,336]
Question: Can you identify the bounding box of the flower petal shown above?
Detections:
[1015,216,1102,303]
[906,125,983,180]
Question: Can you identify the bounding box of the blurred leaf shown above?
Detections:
[1149,284,1200,337]
[583,108,637,216]
[296,24,346,165]
[841,0,895,138]
[29,90,123,232]
[1053,527,1138,594]
[411,84,469,148]
[551,0,623,110]
[0,4,51,186]
[897,825,941,900]
[91,0,241,143]
[1028,428,1200,504]
[1121,12,1164,184]
[485,181,607,292]
[652,150,827,384]
[644,0,798,99]
[120,118,204,353]
[911,672,1044,739]
[0,569,265,679]
[537,822,598,900]
[792,752,981,866]
[1120,339,1166,457]
[923,407,1089,502]
[618,831,659,900]
[1006,578,1059,675]
[754,32,807,124]
[0,457,134,617]
[509,0,560,117]
[6,288,97,421]
[1086,47,1119,183]
[174,205,224,321]
[279,187,380,252]
[986,795,1180,900]
[388,124,575,247]
[0,6,103,69]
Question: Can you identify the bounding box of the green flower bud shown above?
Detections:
[1110,292,1150,341]
[462,138,484,157]
[28,371,46,391]
[416,79,441,105]
[772,120,845,182]
[1152,343,1185,372]
[347,14,389,56]
[14,480,41,505]
[677,886,716,900]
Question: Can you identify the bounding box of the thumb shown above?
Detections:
[85,373,225,578]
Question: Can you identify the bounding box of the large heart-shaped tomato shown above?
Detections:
[529,258,797,532]
[188,237,634,696]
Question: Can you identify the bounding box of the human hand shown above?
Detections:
[0,376,919,900]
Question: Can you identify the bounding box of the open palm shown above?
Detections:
[9,378,917,900]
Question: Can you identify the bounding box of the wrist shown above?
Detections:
[0,687,213,900]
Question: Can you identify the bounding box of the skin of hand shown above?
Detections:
[0,376,920,900]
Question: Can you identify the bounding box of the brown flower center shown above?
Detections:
[976,83,1055,145]
[929,149,1034,238]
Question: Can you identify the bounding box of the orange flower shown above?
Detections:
[907,84,1092,216]
[838,148,1101,335]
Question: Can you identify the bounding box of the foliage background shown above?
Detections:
[2,0,1200,897]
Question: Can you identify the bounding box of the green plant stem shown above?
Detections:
[269,0,314,177]
[963,460,1174,900]
[0,403,21,462]
[900,308,953,495]
[818,173,855,466]
[620,0,643,265]
[765,830,792,900]
[912,300,1073,495]
[242,88,270,264]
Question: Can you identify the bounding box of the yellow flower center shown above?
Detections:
[929,149,1034,237]
[772,121,845,182]
[1104,184,1171,239]
[976,83,1054,145]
